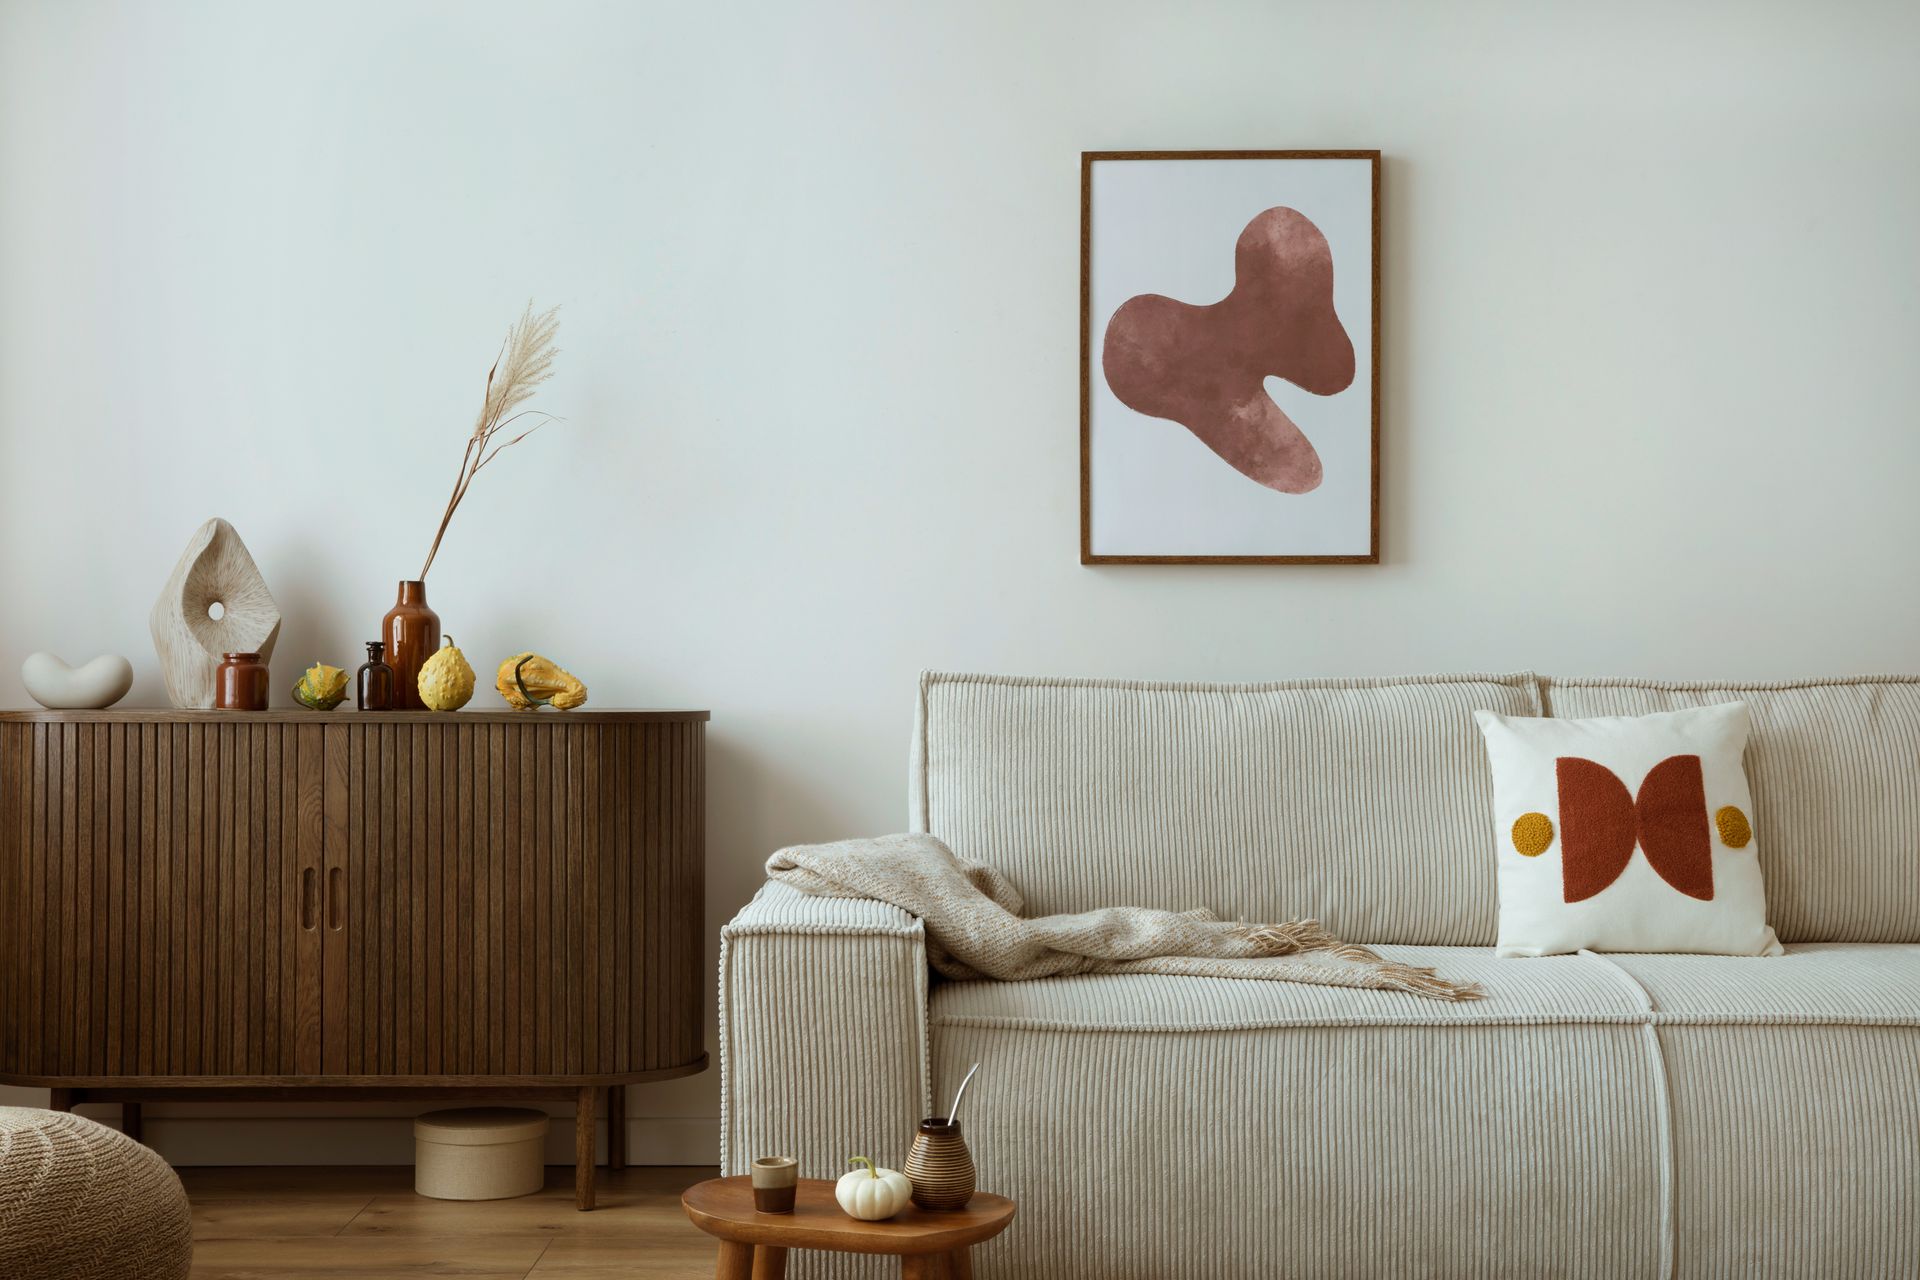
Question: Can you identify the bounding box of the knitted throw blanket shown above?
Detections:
[766,833,1484,1003]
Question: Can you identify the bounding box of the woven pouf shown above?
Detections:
[0,1107,192,1280]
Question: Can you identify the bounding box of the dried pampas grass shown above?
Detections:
[419,302,561,579]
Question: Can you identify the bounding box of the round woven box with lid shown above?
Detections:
[413,1107,549,1201]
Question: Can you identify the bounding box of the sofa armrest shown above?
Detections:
[718,881,931,1177]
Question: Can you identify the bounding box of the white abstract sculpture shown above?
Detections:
[149,518,282,709]
[20,653,135,710]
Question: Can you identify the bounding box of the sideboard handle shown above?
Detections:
[301,868,318,931]
[328,867,345,932]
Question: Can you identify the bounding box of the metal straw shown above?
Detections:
[946,1061,981,1126]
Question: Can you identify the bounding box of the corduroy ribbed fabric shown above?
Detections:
[718,884,932,1184]
[1547,676,1920,943]
[719,672,1920,1277]
[1605,943,1920,1021]
[933,1014,1663,1279]
[911,671,1543,945]
[925,945,1919,1280]
[1660,1024,1920,1278]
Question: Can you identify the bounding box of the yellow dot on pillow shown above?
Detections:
[1716,805,1753,848]
[1511,812,1554,857]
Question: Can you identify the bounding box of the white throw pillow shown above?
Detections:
[1473,703,1782,958]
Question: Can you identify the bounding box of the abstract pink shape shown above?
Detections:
[1102,207,1354,493]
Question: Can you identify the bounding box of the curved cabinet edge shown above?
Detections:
[0,1054,710,1090]
[0,708,709,724]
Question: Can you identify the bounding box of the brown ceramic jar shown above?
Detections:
[381,580,441,710]
[214,652,269,711]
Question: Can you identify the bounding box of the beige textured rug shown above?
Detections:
[768,833,1483,1001]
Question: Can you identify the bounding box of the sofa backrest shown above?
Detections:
[910,671,1542,945]
[1547,676,1920,943]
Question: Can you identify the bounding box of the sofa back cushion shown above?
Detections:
[1547,677,1920,942]
[910,671,1542,945]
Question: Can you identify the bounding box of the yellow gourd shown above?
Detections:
[496,652,587,710]
[418,637,476,711]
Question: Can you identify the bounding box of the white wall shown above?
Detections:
[3,0,1918,1161]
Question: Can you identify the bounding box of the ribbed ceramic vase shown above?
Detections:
[904,1118,975,1210]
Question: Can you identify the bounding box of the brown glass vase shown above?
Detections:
[381,580,441,711]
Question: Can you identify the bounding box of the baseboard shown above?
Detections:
[78,1110,720,1167]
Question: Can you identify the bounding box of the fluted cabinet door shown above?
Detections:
[336,719,505,1077]
[0,721,321,1080]
[332,717,705,1080]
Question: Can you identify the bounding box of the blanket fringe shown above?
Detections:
[1243,921,1484,1002]
[1370,960,1485,1002]
[1243,919,1380,962]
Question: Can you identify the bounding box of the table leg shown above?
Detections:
[574,1085,597,1211]
[947,1247,972,1280]
[122,1102,144,1143]
[607,1084,626,1171]
[751,1245,788,1279]
[900,1255,947,1280]
[716,1240,754,1280]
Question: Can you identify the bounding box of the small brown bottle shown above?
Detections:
[356,641,396,711]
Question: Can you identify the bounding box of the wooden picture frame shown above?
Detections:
[1080,150,1381,564]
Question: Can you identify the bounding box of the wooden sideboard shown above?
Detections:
[0,707,708,1209]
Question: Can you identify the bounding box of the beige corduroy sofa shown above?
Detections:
[719,671,1920,1279]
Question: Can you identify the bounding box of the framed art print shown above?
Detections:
[1080,150,1380,564]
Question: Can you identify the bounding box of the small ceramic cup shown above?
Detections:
[751,1155,798,1213]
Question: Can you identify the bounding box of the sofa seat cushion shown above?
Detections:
[931,942,1920,1031]
[929,945,1920,1280]
[1603,943,1920,1021]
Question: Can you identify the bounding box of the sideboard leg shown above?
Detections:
[49,1088,75,1113]
[122,1102,144,1143]
[716,1241,753,1280]
[574,1085,597,1211]
[607,1085,626,1171]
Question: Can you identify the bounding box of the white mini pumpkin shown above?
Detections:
[835,1155,913,1221]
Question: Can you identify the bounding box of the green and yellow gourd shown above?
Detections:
[292,662,349,711]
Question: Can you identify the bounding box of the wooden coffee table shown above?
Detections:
[682,1176,1015,1278]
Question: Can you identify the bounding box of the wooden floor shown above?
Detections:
[180,1165,721,1279]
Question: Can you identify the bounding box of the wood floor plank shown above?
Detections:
[523,1235,717,1279]
[180,1166,415,1201]
[188,1234,551,1279]
[343,1175,693,1238]
[192,1196,378,1240]
[179,1166,717,1279]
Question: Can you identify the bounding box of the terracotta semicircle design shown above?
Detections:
[1555,754,1715,903]
[1101,207,1354,494]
